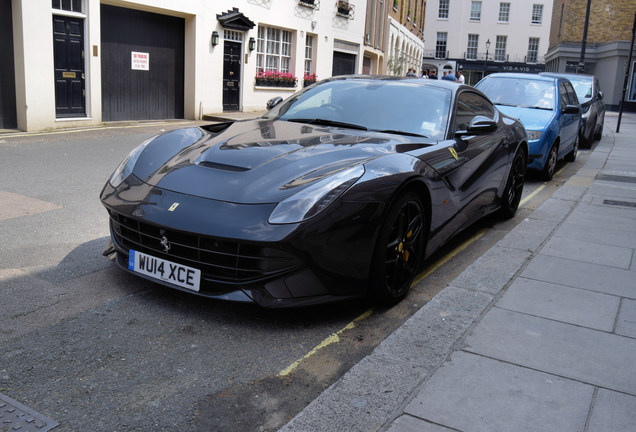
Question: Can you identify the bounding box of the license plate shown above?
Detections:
[128,250,201,292]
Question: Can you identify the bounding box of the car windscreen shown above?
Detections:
[477,77,556,110]
[265,80,452,139]
[567,76,593,103]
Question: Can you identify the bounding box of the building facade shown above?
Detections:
[0,0,367,132]
[545,0,636,111]
[423,0,551,84]
[387,0,426,75]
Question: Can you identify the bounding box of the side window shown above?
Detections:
[454,92,495,132]
[559,82,569,109]
[564,81,579,105]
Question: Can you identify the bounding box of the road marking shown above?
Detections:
[278,308,374,377]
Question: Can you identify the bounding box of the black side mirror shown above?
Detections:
[563,104,580,114]
[266,97,283,110]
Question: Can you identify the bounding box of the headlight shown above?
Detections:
[108,137,154,187]
[527,130,543,141]
[268,165,365,224]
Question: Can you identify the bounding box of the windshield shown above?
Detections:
[477,77,556,110]
[567,76,593,102]
[264,79,452,139]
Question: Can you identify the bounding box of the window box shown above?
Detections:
[255,70,298,88]
[336,0,354,18]
[299,0,320,9]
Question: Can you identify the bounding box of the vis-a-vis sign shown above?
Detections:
[131,51,150,71]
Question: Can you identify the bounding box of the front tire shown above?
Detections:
[541,144,558,181]
[370,191,426,304]
[498,148,526,219]
[565,133,578,163]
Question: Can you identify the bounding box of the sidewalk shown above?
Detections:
[280,111,636,432]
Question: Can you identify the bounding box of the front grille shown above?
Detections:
[109,211,302,284]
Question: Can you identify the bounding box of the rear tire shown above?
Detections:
[498,148,526,219]
[370,191,426,304]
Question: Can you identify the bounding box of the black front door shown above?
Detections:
[223,41,241,111]
[0,0,17,129]
[53,16,85,117]
[332,51,356,76]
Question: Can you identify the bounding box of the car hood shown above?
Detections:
[494,105,555,131]
[132,119,432,204]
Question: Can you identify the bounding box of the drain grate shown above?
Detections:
[603,199,636,208]
[0,393,58,431]
[595,173,636,184]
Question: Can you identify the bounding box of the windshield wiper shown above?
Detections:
[286,118,368,131]
[495,102,553,111]
[373,129,429,138]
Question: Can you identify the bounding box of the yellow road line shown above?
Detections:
[278,308,374,376]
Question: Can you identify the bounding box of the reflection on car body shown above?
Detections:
[101,76,528,308]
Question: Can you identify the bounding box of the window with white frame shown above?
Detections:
[256,26,292,73]
[494,35,507,61]
[498,2,510,22]
[436,32,448,59]
[466,34,479,60]
[527,37,539,63]
[304,34,315,75]
[531,4,543,24]
[438,0,449,19]
[470,1,482,21]
[52,0,82,12]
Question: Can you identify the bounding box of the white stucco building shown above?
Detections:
[1,0,367,132]
[422,0,552,84]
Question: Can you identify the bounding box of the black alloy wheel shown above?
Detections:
[541,144,558,181]
[498,148,526,219]
[371,191,426,303]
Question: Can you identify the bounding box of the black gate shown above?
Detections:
[332,51,357,76]
[223,41,241,111]
[53,16,86,118]
[0,0,17,128]
[101,5,184,121]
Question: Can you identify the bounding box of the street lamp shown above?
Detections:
[484,39,491,77]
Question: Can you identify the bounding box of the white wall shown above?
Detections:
[424,0,552,64]
[12,0,367,131]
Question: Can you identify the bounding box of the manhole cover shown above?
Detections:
[0,393,58,431]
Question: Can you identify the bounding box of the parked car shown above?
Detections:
[476,73,581,180]
[101,76,528,307]
[540,72,605,147]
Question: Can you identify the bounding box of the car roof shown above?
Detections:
[540,72,594,81]
[326,74,469,91]
[481,72,559,83]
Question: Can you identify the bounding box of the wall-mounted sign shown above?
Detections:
[131,51,149,71]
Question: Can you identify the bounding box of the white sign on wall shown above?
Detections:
[131,51,150,71]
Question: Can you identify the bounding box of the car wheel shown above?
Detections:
[594,120,604,140]
[565,133,578,163]
[541,144,558,181]
[498,148,526,219]
[370,191,426,304]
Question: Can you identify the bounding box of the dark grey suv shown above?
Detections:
[541,73,605,147]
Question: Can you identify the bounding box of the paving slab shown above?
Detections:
[555,217,636,250]
[521,255,636,299]
[404,351,593,432]
[540,236,633,269]
[495,217,558,252]
[463,308,636,395]
[497,277,620,331]
[616,298,636,338]
[387,415,456,432]
[447,246,531,295]
[587,389,636,432]
[526,198,574,222]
